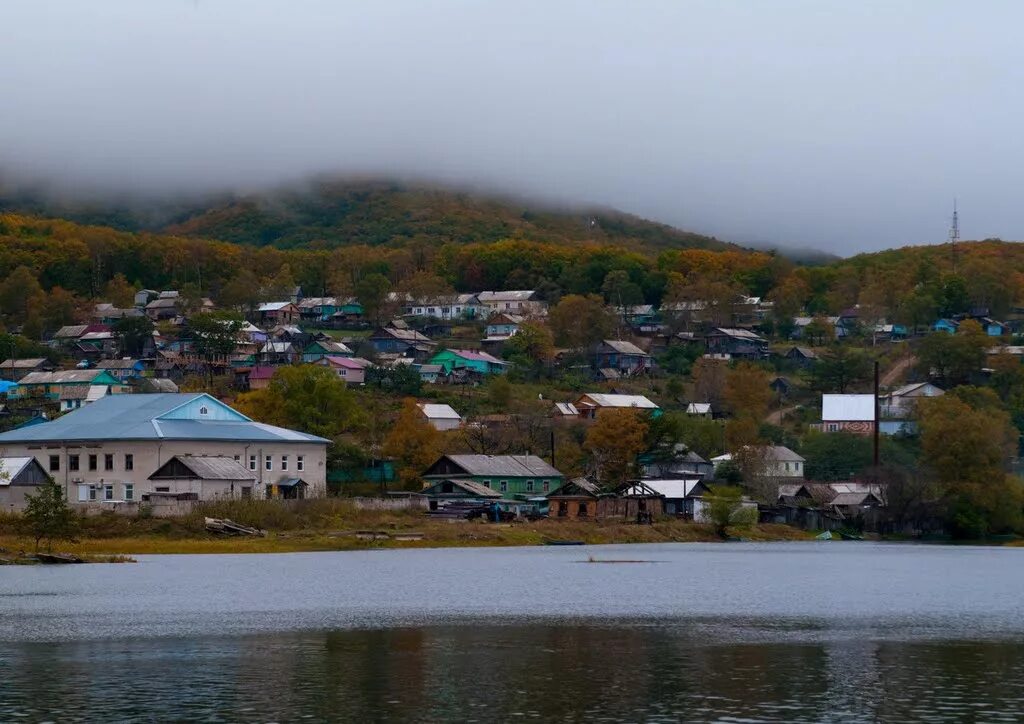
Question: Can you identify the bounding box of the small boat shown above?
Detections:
[816,531,833,541]
[544,540,585,546]
[839,532,864,541]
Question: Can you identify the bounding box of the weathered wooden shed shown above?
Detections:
[0,456,51,512]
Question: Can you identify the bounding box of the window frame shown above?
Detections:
[297,455,304,472]
[49,455,60,472]
[265,455,273,472]
[104,453,114,471]
[68,454,80,472]
[124,483,134,502]
[124,454,134,471]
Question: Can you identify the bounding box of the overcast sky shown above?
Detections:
[1,1,1020,254]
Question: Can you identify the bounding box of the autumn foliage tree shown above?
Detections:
[583,408,649,488]
[383,398,445,489]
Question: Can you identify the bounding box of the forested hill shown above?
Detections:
[0,178,739,254]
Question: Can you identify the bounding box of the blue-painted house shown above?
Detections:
[932,319,959,335]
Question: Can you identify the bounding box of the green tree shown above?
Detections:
[801,430,873,480]
[113,316,155,357]
[704,485,755,537]
[103,273,136,308]
[916,319,989,387]
[188,312,244,383]
[502,321,554,379]
[355,273,392,326]
[219,268,261,313]
[0,266,45,329]
[364,364,423,396]
[235,365,364,440]
[23,479,78,552]
[809,346,873,393]
[548,294,615,350]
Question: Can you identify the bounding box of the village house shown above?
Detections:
[640,446,715,480]
[485,313,524,339]
[791,316,840,342]
[420,478,501,511]
[404,293,483,320]
[685,402,713,419]
[712,445,806,478]
[246,366,276,390]
[144,296,180,321]
[821,394,876,435]
[429,348,509,376]
[476,290,547,317]
[0,456,52,512]
[785,346,818,368]
[417,363,444,384]
[880,382,944,418]
[93,359,145,382]
[704,328,769,360]
[302,339,354,363]
[9,369,132,412]
[547,479,664,521]
[591,340,654,375]
[297,297,339,324]
[257,302,300,326]
[368,326,436,359]
[630,478,712,519]
[92,303,144,325]
[573,392,660,420]
[422,454,564,498]
[0,358,56,382]
[259,341,299,365]
[315,356,370,384]
[0,393,329,511]
[418,403,463,431]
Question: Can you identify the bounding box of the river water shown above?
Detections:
[2,542,1023,722]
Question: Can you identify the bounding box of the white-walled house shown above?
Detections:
[418,403,463,431]
[712,445,805,478]
[0,393,329,510]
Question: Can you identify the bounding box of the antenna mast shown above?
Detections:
[948,200,959,273]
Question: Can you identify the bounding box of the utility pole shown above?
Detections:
[949,200,960,273]
[873,360,880,470]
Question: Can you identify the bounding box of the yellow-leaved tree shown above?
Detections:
[583,408,649,489]
[383,398,445,489]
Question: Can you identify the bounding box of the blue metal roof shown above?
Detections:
[0,393,330,445]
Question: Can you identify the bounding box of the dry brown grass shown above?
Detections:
[0,499,811,555]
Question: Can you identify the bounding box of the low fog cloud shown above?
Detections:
[1,0,1021,253]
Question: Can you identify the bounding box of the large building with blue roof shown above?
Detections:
[0,393,329,507]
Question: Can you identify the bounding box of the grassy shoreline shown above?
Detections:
[0,498,814,556]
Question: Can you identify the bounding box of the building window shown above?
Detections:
[68,454,80,472]
[155,486,170,493]
[297,455,304,472]
[281,455,289,472]
[104,485,114,501]
[241,486,252,499]
[543,481,550,492]
[104,454,114,471]
[234,455,240,462]
[827,423,839,432]
[199,406,209,415]
[89,485,98,501]
[784,462,790,472]
[49,455,60,472]
[125,454,134,471]
[249,455,257,471]
[88,454,97,471]
[499,480,508,493]
[526,480,534,492]
[265,455,273,471]
[124,484,134,502]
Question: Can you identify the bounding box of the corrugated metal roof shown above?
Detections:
[477,290,537,302]
[577,393,659,409]
[822,394,875,422]
[441,454,561,478]
[0,393,329,444]
[686,403,712,414]
[424,478,502,498]
[258,302,293,312]
[418,403,461,420]
[154,455,256,480]
[0,358,48,369]
[601,339,649,355]
[554,402,579,416]
[21,370,113,384]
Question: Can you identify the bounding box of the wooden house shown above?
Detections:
[429,348,509,376]
[257,302,300,326]
[785,346,818,368]
[422,454,564,498]
[420,478,501,511]
[704,328,768,359]
[0,358,56,382]
[591,339,654,375]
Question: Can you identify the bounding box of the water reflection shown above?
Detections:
[3,625,1023,722]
